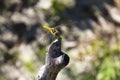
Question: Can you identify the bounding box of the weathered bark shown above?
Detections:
[38,37,70,80]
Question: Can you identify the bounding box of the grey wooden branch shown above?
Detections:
[38,37,70,80]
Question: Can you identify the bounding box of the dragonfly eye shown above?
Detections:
[51,29,56,33]
[42,25,60,36]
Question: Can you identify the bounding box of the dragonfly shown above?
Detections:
[42,20,77,36]
[40,21,77,45]
[42,25,61,37]
[40,24,63,45]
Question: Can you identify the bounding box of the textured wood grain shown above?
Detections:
[38,37,69,80]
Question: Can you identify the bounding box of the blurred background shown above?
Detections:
[0,0,120,80]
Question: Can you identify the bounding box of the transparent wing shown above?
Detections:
[37,26,54,46]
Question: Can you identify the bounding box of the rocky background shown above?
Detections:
[0,0,120,80]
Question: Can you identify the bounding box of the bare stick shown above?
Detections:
[38,37,70,80]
